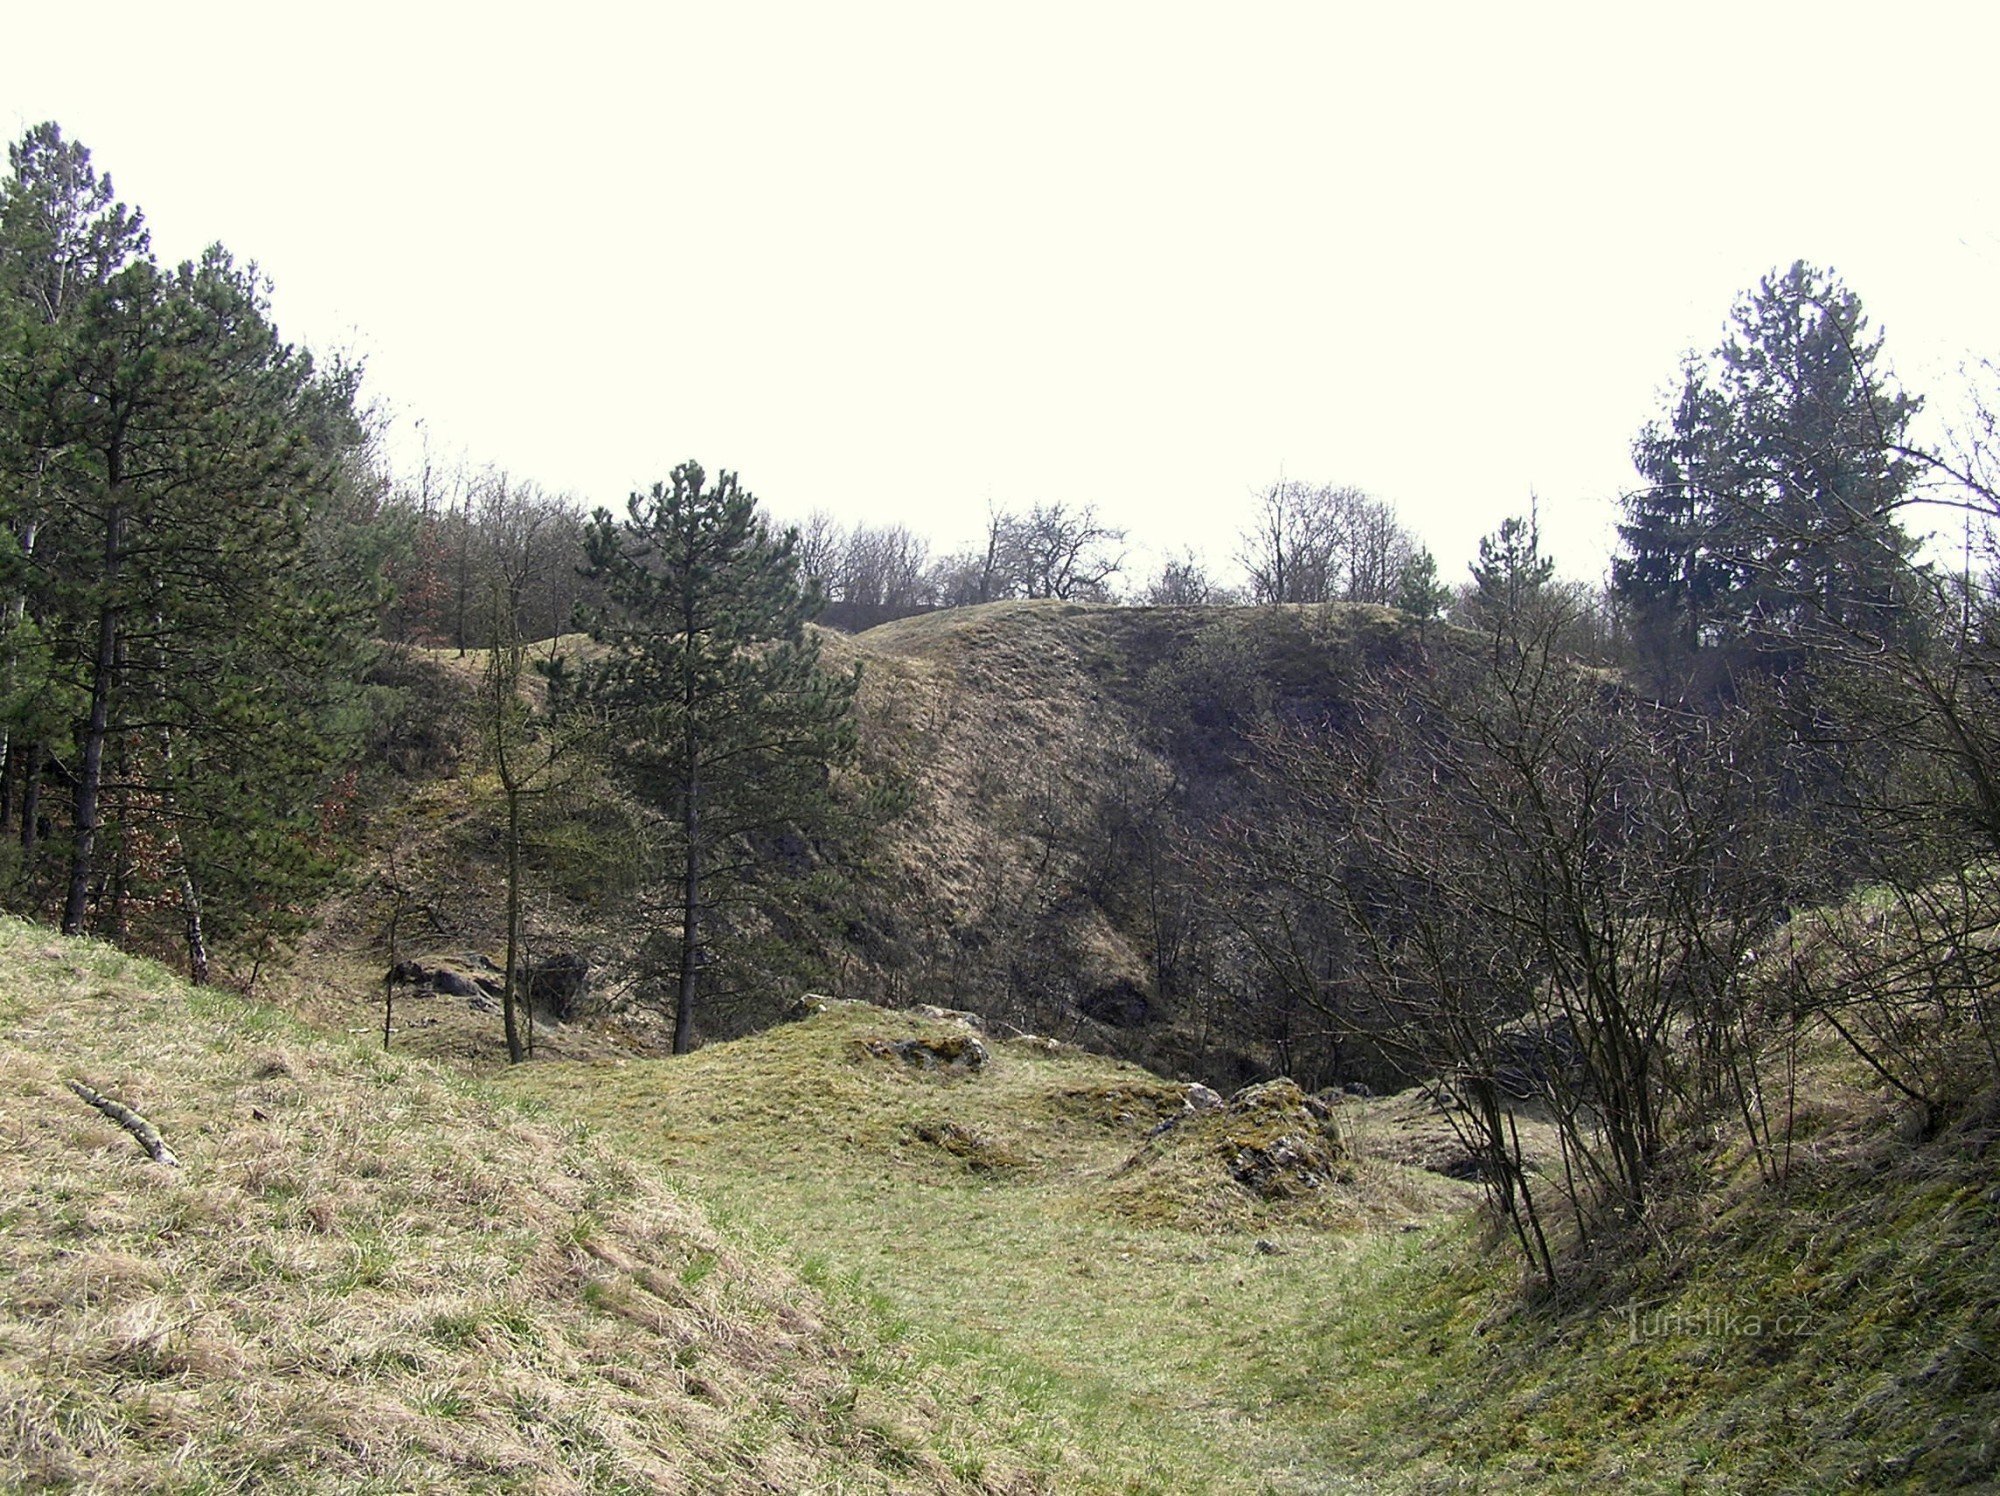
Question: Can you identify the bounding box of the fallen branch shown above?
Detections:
[66,1080,181,1167]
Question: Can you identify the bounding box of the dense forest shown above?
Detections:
[5,118,2000,1299]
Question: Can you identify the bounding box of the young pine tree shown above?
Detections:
[583,461,861,1053]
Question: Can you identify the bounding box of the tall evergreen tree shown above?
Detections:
[583,461,861,1053]
[0,125,372,970]
[0,124,150,858]
[1613,355,1741,654]
[43,246,370,952]
[1615,261,1921,659]
[1720,261,1921,638]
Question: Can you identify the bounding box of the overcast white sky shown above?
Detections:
[6,2,1998,585]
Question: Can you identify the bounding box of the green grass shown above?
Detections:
[1249,1073,2000,1492]
[0,917,1017,1493]
[501,999,1454,1493]
[14,841,1993,1493]
[500,996,2000,1494]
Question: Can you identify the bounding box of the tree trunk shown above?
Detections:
[106,782,129,946]
[180,866,210,986]
[0,500,45,832]
[19,739,43,868]
[674,576,703,1056]
[63,501,122,935]
[454,500,472,656]
[675,777,701,1055]
[382,881,401,1052]
[489,621,530,1065]
[158,716,209,986]
[501,784,526,1063]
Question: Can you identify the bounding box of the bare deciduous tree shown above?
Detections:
[1005,502,1126,601]
[1237,481,1419,606]
[1239,586,1800,1279]
[1144,550,1233,606]
[841,523,933,609]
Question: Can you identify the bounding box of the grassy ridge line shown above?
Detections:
[0,918,1029,1494]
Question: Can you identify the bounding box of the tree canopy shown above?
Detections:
[0,123,374,971]
[1614,261,1922,661]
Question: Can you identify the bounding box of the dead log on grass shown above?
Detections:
[66,1080,181,1167]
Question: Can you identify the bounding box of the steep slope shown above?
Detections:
[1282,1037,2000,1492]
[821,599,1428,1089]
[276,602,1428,1083]
[0,918,1036,1492]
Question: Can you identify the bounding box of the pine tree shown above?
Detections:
[582,461,861,1053]
[1468,512,1556,629]
[1393,546,1450,631]
[1615,262,1921,660]
[1718,261,1921,640]
[1,127,372,969]
[40,248,366,948]
[1613,355,1742,654]
[0,124,150,861]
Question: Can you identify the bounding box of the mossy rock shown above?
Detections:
[1046,1080,1189,1131]
[1100,1077,1355,1230]
[850,1032,988,1074]
[1215,1080,1348,1199]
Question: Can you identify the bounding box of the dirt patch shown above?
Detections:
[909,1118,1027,1171]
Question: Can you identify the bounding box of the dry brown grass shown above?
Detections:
[811,600,1439,1071]
[835,607,1114,892]
[0,919,1020,1493]
[286,600,1429,1081]
[818,604,1173,1026]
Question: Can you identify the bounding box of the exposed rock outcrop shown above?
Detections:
[1104,1073,1354,1228]
[853,1033,988,1073]
[1219,1079,1347,1199]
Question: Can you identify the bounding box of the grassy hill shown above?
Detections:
[0,918,1041,1492]
[499,997,1464,1493]
[4,905,1995,1490]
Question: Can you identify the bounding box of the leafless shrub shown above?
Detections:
[1236,591,1807,1279]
